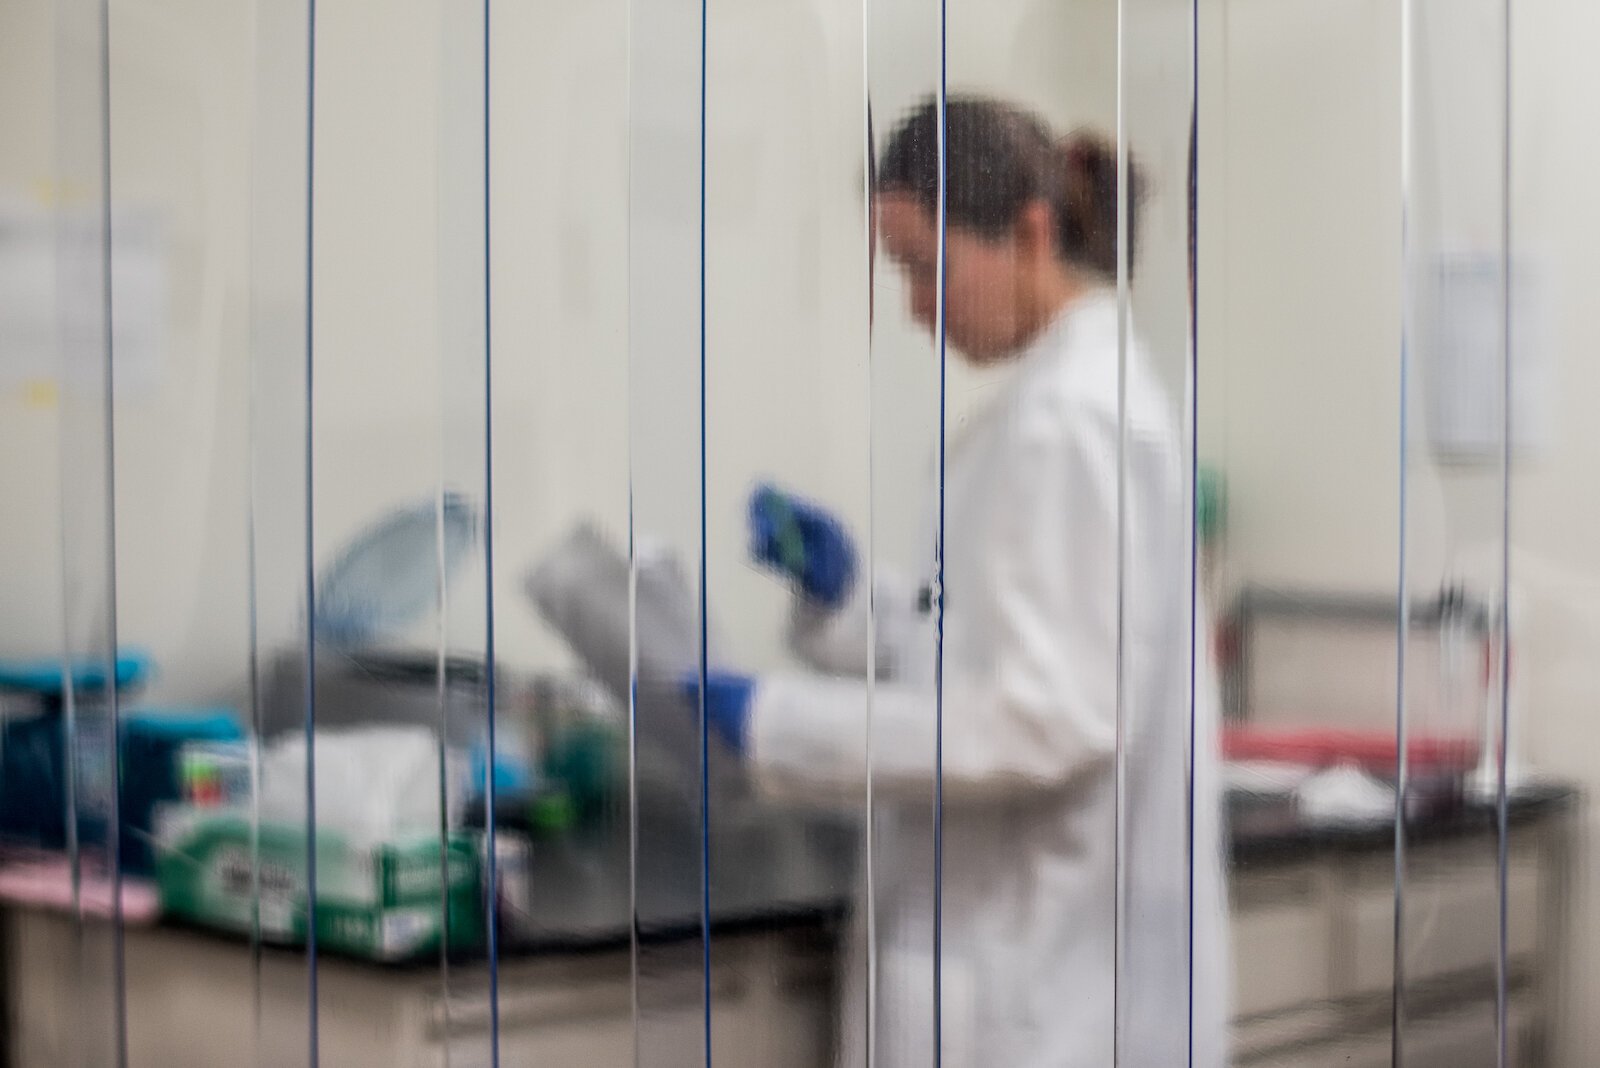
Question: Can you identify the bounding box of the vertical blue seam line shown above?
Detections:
[1392,317,1411,1060]
[1112,0,1130,1062]
[1392,0,1413,1061]
[482,1,500,1063]
[433,20,456,1048]
[1494,0,1513,1060]
[627,498,641,1066]
[433,4,460,1013]
[1185,5,1200,1059]
[303,0,319,1062]
[433,485,450,1049]
[96,0,128,1061]
[627,513,640,1068]
[622,3,640,1058]
[933,4,948,1065]
[1392,328,1411,1068]
[861,64,876,1068]
[243,110,265,1048]
[699,0,712,1062]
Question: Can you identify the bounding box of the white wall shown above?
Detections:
[1500,1,1600,1056]
[0,0,260,702]
[2,0,1187,698]
[0,0,69,669]
[1201,0,1600,1056]
[1197,0,1405,591]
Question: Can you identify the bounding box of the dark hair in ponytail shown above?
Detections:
[874,94,1141,279]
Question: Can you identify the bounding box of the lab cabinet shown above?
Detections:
[0,793,1571,1066]
[1241,1001,1536,1068]
[1230,866,1331,1019]
[1345,847,1542,994]
[2,914,833,1068]
[1230,807,1571,1067]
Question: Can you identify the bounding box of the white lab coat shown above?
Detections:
[746,292,1229,1068]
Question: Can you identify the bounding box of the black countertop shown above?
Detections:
[500,800,859,955]
[8,783,1574,968]
[499,781,1579,956]
[1227,780,1577,866]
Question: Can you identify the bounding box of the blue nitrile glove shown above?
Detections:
[679,671,756,755]
[470,742,535,800]
[747,483,857,608]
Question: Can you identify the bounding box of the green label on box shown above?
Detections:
[154,811,484,961]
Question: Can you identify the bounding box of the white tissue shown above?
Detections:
[257,726,465,844]
[1296,764,1396,826]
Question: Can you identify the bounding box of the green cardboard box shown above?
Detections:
[154,808,483,962]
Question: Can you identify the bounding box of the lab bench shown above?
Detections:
[1,798,857,1068]
[0,786,1577,1067]
[1229,783,1576,1067]
[3,916,839,1067]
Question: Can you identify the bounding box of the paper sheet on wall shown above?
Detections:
[0,197,167,389]
[1423,252,1551,462]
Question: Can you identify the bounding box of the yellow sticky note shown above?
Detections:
[22,379,58,408]
[31,180,90,208]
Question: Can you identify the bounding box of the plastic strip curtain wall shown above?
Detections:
[1200,0,1404,1063]
[247,0,315,1061]
[435,0,494,1061]
[863,0,942,1063]
[627,0,712,1060]
[700,0,870,1064]
[1399,0,1516,1063]
[1117,0,1212,1064]
[304,0,496,1060]
[53,1,124,1062]
[31,0,1212,1063]
[17,0,1572,1064]
[1200,0,1535,1064]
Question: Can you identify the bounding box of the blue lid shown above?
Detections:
[0,650,152,697]
[121,709,242,740]
[315,493,479,647]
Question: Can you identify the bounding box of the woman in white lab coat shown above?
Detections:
[710,96,1227,1067]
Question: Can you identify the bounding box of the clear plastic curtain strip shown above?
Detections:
[12,0,1590,1064]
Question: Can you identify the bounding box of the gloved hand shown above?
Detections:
[679,671,757,755]
[747,483,857,608]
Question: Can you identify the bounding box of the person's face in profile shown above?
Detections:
[876,193,1048,366]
